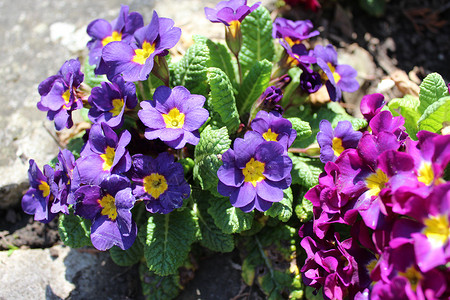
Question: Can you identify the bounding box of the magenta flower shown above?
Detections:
[37,59,84,130]
[360,93,385,122]
[314,44,359,101]
[74,175,137,251]
[317,119,362,163]
[86,5,144,72]
[217,132,292,212]
[102,11,181,82]
[88,76,137,129]
[131,152,190,214]
[138,86,209,149]
[74,123,131,186]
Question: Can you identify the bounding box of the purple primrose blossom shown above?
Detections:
[37,59,84,130]
[102,11,181,82]
[273,18,320,44]
[205,0,260,25]
[138,86,209,149]
[88,76,138,129]
[74,175,137,251]
[131,152,190,214]
[217,131,292,212]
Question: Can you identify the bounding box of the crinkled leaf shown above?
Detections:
[193,125,231,195]
[58,211,92,248]
[418,96,450,133]
[207,195,253,234]
[265,188,293,222]
[139,263,181,300]
[109,239,144,267]
[388,94,420,111]
[83,57,107,88]
[207,68,240,133]
[287,117,312,141]
[295,196,314,223]
[239,6,275,76]
[290,154,323,189]
[418,72,449,114]
[194,189,235,252]
[236,59,272,115]
[171,36,210,96]
[388,95,421,139]
[139,209,198,276]
[199,36,237,85]
[66,136,85,159]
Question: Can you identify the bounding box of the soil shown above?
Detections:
[1,0,448,299]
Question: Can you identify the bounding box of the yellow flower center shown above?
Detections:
[422,214,450,246]
[143,173,168,199]
[417,162,434,186]
[398,266,422,292]
[262,128,279,142]
[242,158,266,187]
[320,63,341,84]
[162,107,185,129]
[62,89,71,109]
[332,137,345,156]
[38,180,50,198]
[365,169,388,197]
[109,98,124,117]
[101,31,123,47]
[227,20,241,38]
[132,41,156,65]
[284,36,301,47]
[100,146,115,171]
[98,194,118,221]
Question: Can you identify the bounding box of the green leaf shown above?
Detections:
[109,239,144,267]
[58,211,92,248]
[287,117,312,141]
[290,154,323,189]
[193,125,231,195]
[206,68,240,133]
[388,95,421,139]
[207,195,254,234]
[140,209,198,276]
[83,57,107,88]
[265,188,293,222]
[418,73,449,114]
[66,136,85,159]
[171,36,210,96]
[239,6,275,76]
[295,196,314,223]
[139,263,181,300]
[418,96,450,133]
[388,94,420,111]
[281,68,302,107]
[236,59,272,115]
[202,37,237,85]
[193,189,235,252]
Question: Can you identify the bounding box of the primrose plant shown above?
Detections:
[22,0,450,299]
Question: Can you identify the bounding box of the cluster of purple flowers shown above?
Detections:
[299,93,450,299]
[25,6,211,251]
[272,17,359,101]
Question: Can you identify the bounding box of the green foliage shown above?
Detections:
[388,95,421,139]
[265,188,293,222]
[418,96,450,133]
[206,68,240,133]
[239,6,275,76]
[83,57,107,88]
[287,117,312,141]
[58,211,92,248]
[109,239,144,267]
[203,38,237,85]
[139,263,181,300]
[140,209,198,276]
[418,72,449,114]
[207,195,254,234]
[295,196,314,223]
[193,189,235,252]
[236,59,272,115]
[193,125,231,195]
[290,155,323,189]
[66,136,85,159]
[281,68,302,107]
[359,0,386,17]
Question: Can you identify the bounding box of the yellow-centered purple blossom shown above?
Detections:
[143,173,168,199]
[242,158,266,187]
[98,194,118,221]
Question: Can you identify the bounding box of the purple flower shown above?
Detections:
[205,0,260,26]
[314,44,359,101]
[217,132,292,212]
[74,175,137,251]
[131,152,190,214]
[250,110,297,150]
[138,86,209,149]
[88,76,137,129]
[369,110,408,142]
[281,42,317,70]
[86,5,144,71]
[317,120,362,163]
[74,123,131,185]
[273,18,319,44]
[37,59,84,130]
[360,93,385,122]
[102,11,181,82]
[300,69,322,93]
[22,160,58,223]
[50,149,76,214]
